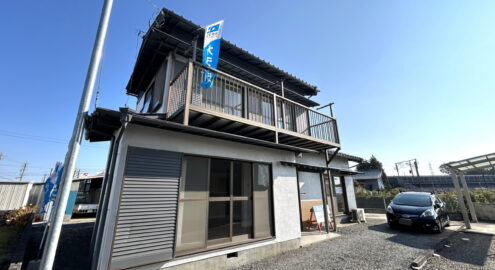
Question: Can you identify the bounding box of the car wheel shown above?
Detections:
[387,220,397,229]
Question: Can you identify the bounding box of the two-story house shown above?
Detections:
[86,8,354,270]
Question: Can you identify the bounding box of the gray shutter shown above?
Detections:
[110,147,182,270]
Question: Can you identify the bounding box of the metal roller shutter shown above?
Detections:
[110,147,182,270]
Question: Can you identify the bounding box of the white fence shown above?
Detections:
[0,181,44,211]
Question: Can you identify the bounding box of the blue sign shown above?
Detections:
[202,20,224,88]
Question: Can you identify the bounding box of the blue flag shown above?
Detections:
[202,20,224,88]
[40,162,63,214]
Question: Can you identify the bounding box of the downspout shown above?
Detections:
[90,111,130,270]
[325,148,340,231]
[89,136,114,265]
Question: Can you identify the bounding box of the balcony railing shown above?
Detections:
[167,61,340,147]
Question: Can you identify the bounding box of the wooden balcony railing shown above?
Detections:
[167,61,340,147]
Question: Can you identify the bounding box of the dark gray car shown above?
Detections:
[386,192,450,232]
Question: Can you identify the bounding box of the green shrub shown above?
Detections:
[355,188,495,213]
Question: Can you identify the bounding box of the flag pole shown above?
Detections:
[39,0,114,269]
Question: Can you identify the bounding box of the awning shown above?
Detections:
[441,152,495,173]
[279,161,362,175]
[280,161,327,172]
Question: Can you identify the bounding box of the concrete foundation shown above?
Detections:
[130,239,300,270]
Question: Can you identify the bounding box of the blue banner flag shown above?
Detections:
[40,162,64,214]
[202,20,224,88]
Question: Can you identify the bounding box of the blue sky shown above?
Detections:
[1,1,494,181]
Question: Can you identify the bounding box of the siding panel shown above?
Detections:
[110,147,181,270]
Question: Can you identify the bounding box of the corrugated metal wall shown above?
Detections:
[27,183,44,207]
[110,147,182,270]
[0,182,30,211]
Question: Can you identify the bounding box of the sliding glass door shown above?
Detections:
[175,156,273,255]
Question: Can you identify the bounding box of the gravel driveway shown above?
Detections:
[237,217,460,270]
[424,231,494,269]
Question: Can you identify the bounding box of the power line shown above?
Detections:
[0,129,106,148]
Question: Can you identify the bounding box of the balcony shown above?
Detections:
[166,61,340,151]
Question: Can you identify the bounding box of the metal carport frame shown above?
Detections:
[440,152,495,229]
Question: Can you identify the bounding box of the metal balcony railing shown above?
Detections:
[166,61,340,146]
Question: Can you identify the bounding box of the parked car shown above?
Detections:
[386,192,450,232]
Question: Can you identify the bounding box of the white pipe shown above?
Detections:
[39,1,114,269]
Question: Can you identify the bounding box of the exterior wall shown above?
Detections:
[298,171,322,201]
[99,124,309,269]
[358,179,382,190]
[329,156,349,169]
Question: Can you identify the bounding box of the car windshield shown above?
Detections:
[393,194,431,207]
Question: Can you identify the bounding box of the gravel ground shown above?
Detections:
[237,218,458,270]
[424,231,494,270]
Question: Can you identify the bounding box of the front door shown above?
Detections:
[297,170,329,232]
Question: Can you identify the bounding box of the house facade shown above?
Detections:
[87,9,355,270]
[353,169,385,190]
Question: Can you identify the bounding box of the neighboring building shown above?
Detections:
[72,176,103,215]
[86,9,347,270]
[353,169,385,190]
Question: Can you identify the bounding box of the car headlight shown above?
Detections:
[420,208,435,218]
[387,205,394,214]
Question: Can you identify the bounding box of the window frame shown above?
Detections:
[174,154,275,257]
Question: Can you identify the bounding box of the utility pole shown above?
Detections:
[414,159,420,177]
[39,1,114,269]
[19,163,27,182]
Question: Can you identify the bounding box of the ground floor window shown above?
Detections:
[175,156,274,254]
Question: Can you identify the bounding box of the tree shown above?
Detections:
[357,155,383,171]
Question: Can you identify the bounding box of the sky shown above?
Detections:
[0,1,494,181]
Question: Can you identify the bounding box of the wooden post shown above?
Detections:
[450,173,471,229]
[183,61,194,125]
[459,173,478,222]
